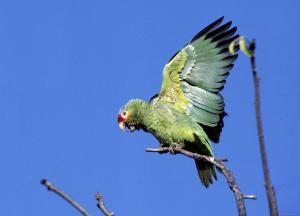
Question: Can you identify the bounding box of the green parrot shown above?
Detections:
[118,17,238,188]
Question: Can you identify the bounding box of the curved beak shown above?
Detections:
[118,114,126,131]
[118,114,136,132]
[118,122,126,131]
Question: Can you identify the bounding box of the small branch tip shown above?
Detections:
[40,178,91,216]
[40,178,47,185]
[243,195,257,200]
[95,191,114,216]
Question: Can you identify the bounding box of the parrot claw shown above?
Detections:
[169,143,181,154]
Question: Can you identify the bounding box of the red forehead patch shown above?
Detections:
[118,113,125,123]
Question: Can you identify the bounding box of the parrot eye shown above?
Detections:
[121,111,128,118]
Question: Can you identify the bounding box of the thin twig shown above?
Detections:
[146,147,256,216]
[243,195,257,199]
[95,192,115,216]
[249,40,279,216]
[40,179,91,216]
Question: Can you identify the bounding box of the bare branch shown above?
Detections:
[40,179,91,216]
[146,147,170,154]
[146,147,256,216]
[95,192,114,216]
[146,147,228,162]
[249,40,279,216]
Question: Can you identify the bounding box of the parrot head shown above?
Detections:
[118,99,145,132]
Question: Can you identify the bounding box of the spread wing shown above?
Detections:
[156,17,238,142]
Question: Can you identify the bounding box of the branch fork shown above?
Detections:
[41,179,114,216]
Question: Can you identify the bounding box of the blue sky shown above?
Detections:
[1,0,299,215]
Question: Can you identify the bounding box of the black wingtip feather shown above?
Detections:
[212,26,237,43]
[190,16,224,43]
[169,17,237,63]
[205,21,232,40]
[217,35,239,48]
[222,54,238,62]
[223,64,234,71]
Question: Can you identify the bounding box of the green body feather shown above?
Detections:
[123,99,216,187]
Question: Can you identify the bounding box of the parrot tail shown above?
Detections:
[195,159,217,188]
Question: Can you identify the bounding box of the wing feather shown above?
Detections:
[157,17,238,142]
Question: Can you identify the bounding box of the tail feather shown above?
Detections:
[191,133,217,187]
[195,159,217,188]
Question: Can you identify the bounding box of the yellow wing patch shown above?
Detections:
[159,50,189,112]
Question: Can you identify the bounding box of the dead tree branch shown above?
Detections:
[146,147,256,216]
[249,40,279,216]
[95,192,115,216]
[40,179,91,216]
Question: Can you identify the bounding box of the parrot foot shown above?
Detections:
[169,143,182,154]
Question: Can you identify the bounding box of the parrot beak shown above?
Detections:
[118,112,137,132]
[118,114,126,131]
[118,121,126,131]
[118,113,136,132]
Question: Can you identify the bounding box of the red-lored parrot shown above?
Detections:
[118,17,238,187]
